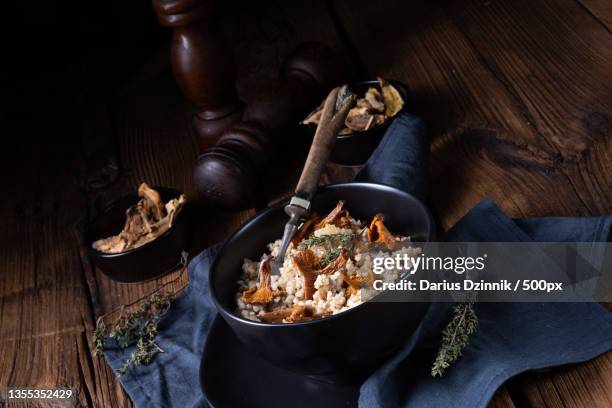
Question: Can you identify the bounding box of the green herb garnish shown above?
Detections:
[94,292,172,377]
[92,253,188,378]
[431,294,478,377]
[297,233,354,266]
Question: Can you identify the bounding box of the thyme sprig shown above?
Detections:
[92,253,188,377]
[431,293,478,377]
[93,292,174,376]
[297,233,353,266]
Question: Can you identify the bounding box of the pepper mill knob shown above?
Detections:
[153,0,244,146]
[193,43,340,210]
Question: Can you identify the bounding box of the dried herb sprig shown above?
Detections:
[431,294,478,377]
[93,292,173,376]
[92,252,188,377]
[297,233,353,266]
[297,235,328,250]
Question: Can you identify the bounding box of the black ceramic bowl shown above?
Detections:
[209,183,432,383]
[85,187,191,283]
[324,79,408,166]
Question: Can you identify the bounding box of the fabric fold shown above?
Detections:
[359,198,612,408]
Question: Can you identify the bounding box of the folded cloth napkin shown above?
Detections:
[104,113,612,408]
[359,198,612,408]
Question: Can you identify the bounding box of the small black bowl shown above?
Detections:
[323,79,408,166]
[209,183,432,384]
[85,187,191,283]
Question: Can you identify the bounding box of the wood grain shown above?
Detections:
[0,131,105,408]
[508,352,612,407]
[444,0,612,216]
[331,0,612,407]
[578,0,612,31]
[489,387,517,408]
[331,0,612,228]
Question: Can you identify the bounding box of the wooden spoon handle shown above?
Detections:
[296,87,352,198]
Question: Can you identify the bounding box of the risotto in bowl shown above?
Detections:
[236,201,422,323]
[209,183,433,383]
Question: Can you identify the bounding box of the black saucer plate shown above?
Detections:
[200,316,359,408]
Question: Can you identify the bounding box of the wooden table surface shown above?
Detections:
[1,0,611,406]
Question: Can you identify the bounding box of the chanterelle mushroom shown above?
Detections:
[315,201,352,230]
[292,213,320,246]
[320,249,348,275]
[367,213,396,247]
[291,249,320,300]
[292,249,348,300]
[259,305,328,323]
[342,268,375,297]
[379,77,404,117]
[241,255,286,305]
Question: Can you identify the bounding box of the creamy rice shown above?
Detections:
[235,203,420,323]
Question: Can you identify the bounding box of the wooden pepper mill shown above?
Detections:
[153,0,244,147]
[194,43,339,210]
[153,0,341,210]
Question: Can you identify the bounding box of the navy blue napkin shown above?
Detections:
[104,113,612,408]
[104,247,218,408]
[359,199,612,408]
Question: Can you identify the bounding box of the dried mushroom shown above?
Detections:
[365,87,385,112]
[302,101,324,125]
[367,213,396,247]
[345,106,384,132]
[301,78,405,134]
[92,182,186,254]
[139,183,166,221]
[345,86,386,132]
[379,77,404,117]
[315,200,352,230]
[241,255,286,305]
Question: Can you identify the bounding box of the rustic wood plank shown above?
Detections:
[0,144,107,407]
[331,1,611,407]
[444,0,612,216]
[331,0,591,230]
[578,0,612,31]
[489,387,517,408]
[508,352,612,407]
